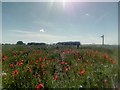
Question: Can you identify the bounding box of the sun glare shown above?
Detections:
[49,0,71,10]
[62,0,66,8]
[62,0,71,9]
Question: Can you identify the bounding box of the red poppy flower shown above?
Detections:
[81,69,85,75]
[109,59,116,64]
[17,61,23,66]
[38,74,40,78]
[41,64,45,69]
[61,62,65,65]
[67,50,70,54]
[36,83,44,90]
[36,60,39,64]
[54,74,59,81]
[2,55,8,61]
[13,52,17,56]
[29,61,33,65]
[39,57,42,62]
[9,64,15,68]
[44,58,46,61]
[103,53,109,59]
[13,70,18,76]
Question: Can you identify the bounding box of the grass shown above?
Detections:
[1,44,118,89]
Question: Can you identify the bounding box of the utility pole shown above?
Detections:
[101,35,104,45]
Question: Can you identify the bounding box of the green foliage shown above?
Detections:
[16,41,25,45]
[2,45,118,88]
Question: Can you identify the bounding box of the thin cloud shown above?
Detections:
[85,13,89,16]
[40,29,45,32]
[11,30,33,34]
[94,13,108,24]
[33,20,56,28]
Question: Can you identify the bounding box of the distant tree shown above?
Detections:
[27,42,46,45]
[16,41,25,45]
[5,43,11,45]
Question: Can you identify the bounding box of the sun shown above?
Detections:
[49,0,70,10]
[61,0,72,9]
[62,0,66,8]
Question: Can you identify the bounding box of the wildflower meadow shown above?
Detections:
[1,45,118,89]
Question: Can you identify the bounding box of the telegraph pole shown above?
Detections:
[101,35,104,45]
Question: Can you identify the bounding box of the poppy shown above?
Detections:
[81,69,85,75]
[39,57,42,62]
[17,61,23,66]
[54,74,59,81]
[9,64,15,68]
[61,62,65,65]
[13,70,18,76]
[36,83,44,90]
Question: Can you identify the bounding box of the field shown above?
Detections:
[1,45,118,89]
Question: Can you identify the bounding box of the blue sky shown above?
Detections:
[2,0,120,2]
[0,2,1,44]
[2,2,118,44]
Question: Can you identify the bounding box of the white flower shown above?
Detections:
[2,73,7,75]
[104,65,108,68]
[87,76,90,79]
[79,85,83,88]
[0,73,7,76]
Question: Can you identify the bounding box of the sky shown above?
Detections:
[0,2,1,44]
[2,0,120,2]
[2,2,118,45]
